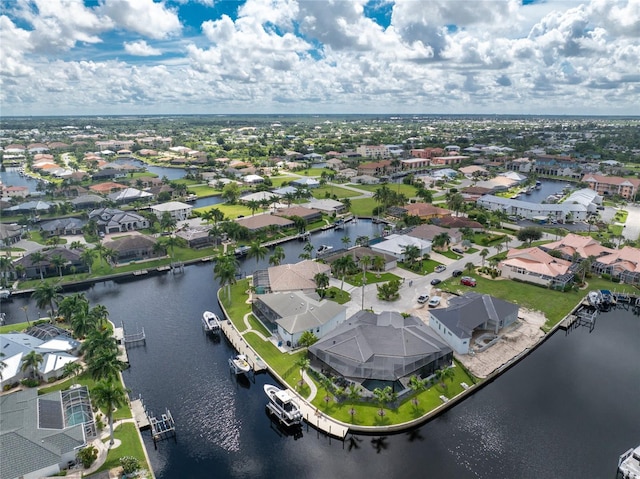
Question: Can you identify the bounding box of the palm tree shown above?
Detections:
[408,375,427,409]
[30,251,46,280]
[69,240,85,251]
[479,248,489,268]
[341,235,351,249]
[436,367,455,393]
[355,235,370,247]
[465,262,475,274]
[0,256,13,287]
[246,240,268,272]
[87,349,126,381]
[334,255,355,291]
[63,361,83,379]
[314,272,330,298]
[83,328,118,364]
[372,255,385,277]
[21,350,43,380]
[92,380,128,446]
[80,248,97,274]
[50,254,68,278]
[88,304,109,329]
[299,241,314,260]
[246,199,261,216]
[269,246,285,267]
[20,305,31,327]
[213,254,239,300]
[401,244,421,271]
[58,293,89,325]
[432,233,451,251]
[295,356,311,388]
[372,386,396,419]
[31,281,62,318]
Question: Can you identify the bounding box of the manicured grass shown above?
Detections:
[311,360,474,425]
[466,247,479,254]
[169,178,199,185]
[325,287,351,304]
[440,250,463,260]
[268,176,294,187]
[194,203,252,218]
[353,183,419,197]
[0,321,32,334]
[608,224,624,236]
[291,167,333,177]
[311,185,361,199]
[349,197,377,217]
[614,210,628,223]
[188,185,221,197]
[397,259,441,275]
[247,314,272,337]
[94,422,150,474]
[220,279,252,332]
[243,331,306,379]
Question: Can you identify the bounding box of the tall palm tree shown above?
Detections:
[479,248,489,267]
[446,193,464,216]
[432,233,451,251]
[246,199,261,216]
[372,386,396,418]
[408,375,427,409]
[80,248,97,274]
[465,262,475,274]
[50,254,68,278]
[58,293,89,325]
[213,254,239,300]
[87,349,126,381]
[0,256,13,287]
[334,255,355,291]
[20,305,31,328]
[372,255,385,276]
[436,367,455,392]
[269,246,285,266]
[29,251,46,280]
[246,240,268,272]
[314,272,330,298]
[401,245,421,271]
[83,328,118,364]
[31,281,62,318]
[92,380,128,446]
[21,350,43,380]
[341,235,351,249]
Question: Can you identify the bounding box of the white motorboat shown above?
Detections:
[202,311,221,333]
[587,290,603,307]
[229,354,251,374]
[264,384,303,427]
[317,244,333,254]
[618,445,640,478]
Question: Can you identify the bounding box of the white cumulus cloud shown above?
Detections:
[124,40,162,56]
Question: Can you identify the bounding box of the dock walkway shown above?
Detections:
[218,318,267,373]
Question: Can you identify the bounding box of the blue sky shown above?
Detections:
[1,0,639,116]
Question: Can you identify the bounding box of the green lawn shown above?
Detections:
[349,197,377,217]
[440,249,463,260]
[311,185,361,199]
[220,279,252,332]
[325,287,351,304]
[194,203,252,219]
[247,314,272,337]
[291,167,333,177]
[0,321,33,334]
[344,271,400,286]
[398,259,442,275]
[94,422,150,474]
[353,183,419,197]
[311,360,474,425]
[268,176,294,187]
[187,185,221,197]
[614,210,628,223]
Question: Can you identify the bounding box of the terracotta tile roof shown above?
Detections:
[543,233,613,259]
[501,247,572,277]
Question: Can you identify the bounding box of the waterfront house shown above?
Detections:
[0,387,93,479]
[253,260,332,294]
[357,160,393,176]
[69,194,105,210]
[304,198,345,214]
[540,233,613,261]
[406,224,463,245]
[108,187,153,204]
[88,182,127,194]
[434,216,484,230]
[14,248,86,280]
[308,310,453,385]
[499,247,574,289]
[592,246,640,285]
[5,200,52,215]
[290,177,320,188]
[150,201,193,222]
[236,214,294,233]
[429,293,519,355]
[370,234,432,260]
[103,234,159,264]
[273,205,322,224]
[476,194,588,222]
[252,291,347,347]
[175,225,214,249]
[391,202,451,221]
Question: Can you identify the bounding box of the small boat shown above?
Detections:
[317,244,333,254]
[264,384,303,427]
[535,180,542,189]
[229,354,251,374]
[618,444,640,478]
[587,290,603,307]
[202,311,221,333]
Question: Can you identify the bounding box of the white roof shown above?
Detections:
[38,338,76,352]
[244,174,264,182]
[40,353,78,375]
[151,201,193,212]
[372,234,432,256]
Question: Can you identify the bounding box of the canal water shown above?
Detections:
[2,228,638,478]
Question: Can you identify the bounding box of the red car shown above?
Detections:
[460,276,477,287]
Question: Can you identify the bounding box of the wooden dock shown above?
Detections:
[131,398,150,430]
[218,319,267,373]
[297,399,349,439]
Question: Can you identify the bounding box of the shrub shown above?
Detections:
[77,445,98,468]
[20,378,39,388]
[120,456,141,475]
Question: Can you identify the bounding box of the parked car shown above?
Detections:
[428,296,441,308]
[460,276,477,287]
[417,294,430,304]
[430,278,442,286]
[452,269,463,277]
[452,247,464,254]
[434,265,446,273]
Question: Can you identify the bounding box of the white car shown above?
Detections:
[428,296,442,308]
[417,294,429,304]
[435,265,446,273]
